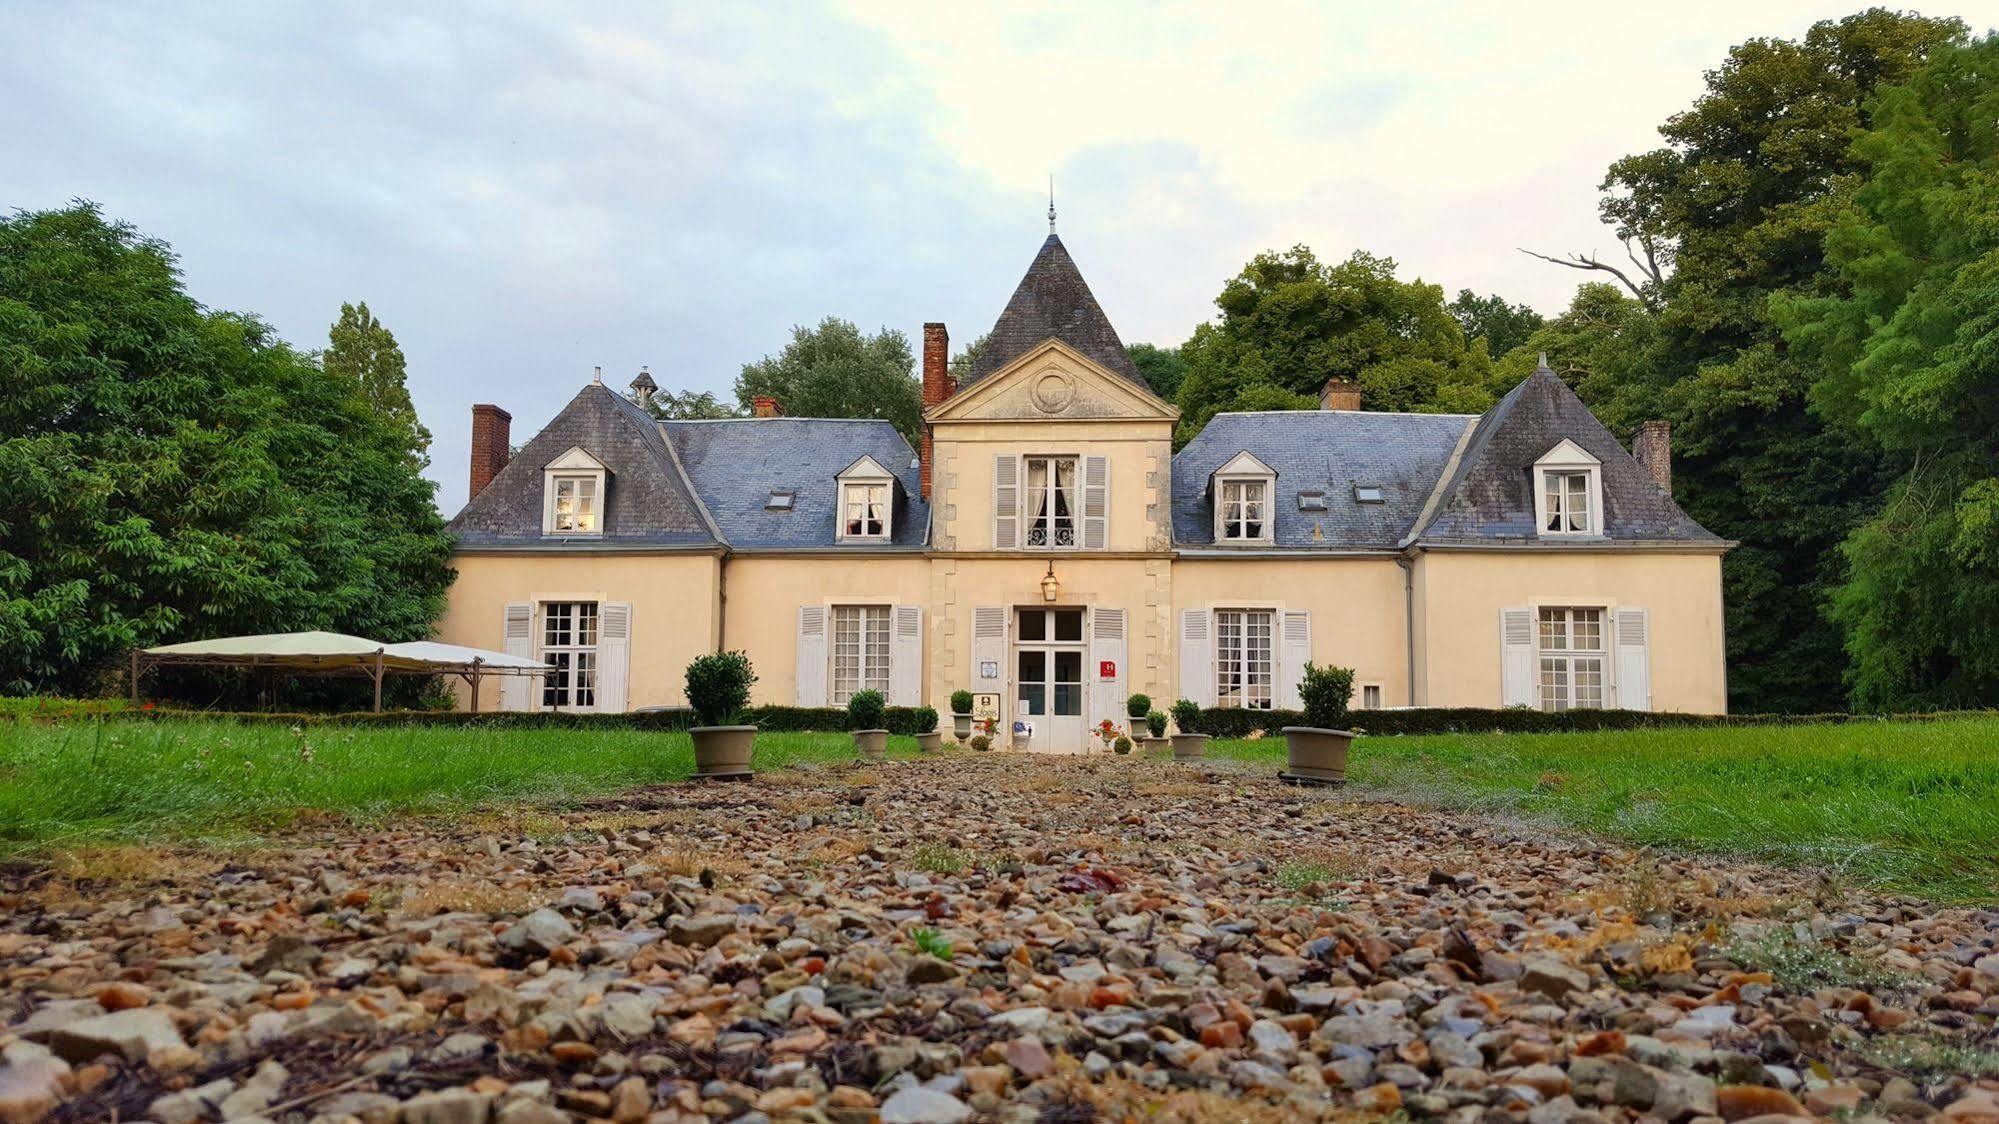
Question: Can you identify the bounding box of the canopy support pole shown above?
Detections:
[469,658,483,714]
[371,650,385,713]
[129,650,141,706]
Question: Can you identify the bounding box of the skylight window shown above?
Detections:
[1297,491,1328,512]
[766,491,795,511]
[1353,485,1385,504]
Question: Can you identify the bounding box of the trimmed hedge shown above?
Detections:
[1187,705,1999,739]
[35,705,942,735]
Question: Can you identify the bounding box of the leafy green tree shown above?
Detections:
[1548,10,1964,712]
[0,204,453,696]
[323,301,430,464]
[1494,283,1659,409]
[735,317,921,442]
[1127,342,1188,401]
[1449,290,1545,357]
[949,332,990,385]
[1779,36,1999,709]
[636,388,740,420]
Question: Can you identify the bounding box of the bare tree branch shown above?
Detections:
[1517,247,1660,308]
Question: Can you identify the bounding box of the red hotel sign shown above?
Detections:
[1099,660,1117,679]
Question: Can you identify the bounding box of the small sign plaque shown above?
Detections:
[1099,660,1117,679]
[973,693,1000,721]
[978,660,999,680]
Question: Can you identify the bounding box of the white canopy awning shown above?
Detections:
[134,631,544,712]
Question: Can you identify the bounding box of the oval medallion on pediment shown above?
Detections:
[1030,370,1076,414]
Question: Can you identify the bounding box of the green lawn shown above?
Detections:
[0,718,909,850]
[1210,716,1999,903]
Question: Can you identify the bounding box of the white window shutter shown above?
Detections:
[1082,455,1110,550]
[1615,607,1652,711]
[993,455,1018,549]
[1090,608,1127,732]
[1279,609,1312,710]
[597,602,631,713]
[1179,608,1214,709]
[972,606,1006,707]
[1500,606,1535,707]
[500,602,532,712]
[890,604,923,706]
[795,605,828,707]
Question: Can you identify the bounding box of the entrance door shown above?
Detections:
[1014,607,1086,752]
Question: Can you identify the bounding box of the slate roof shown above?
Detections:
[962,234,1150,391]
[1173,411,1477,549]
[449,383,719,549]
[1410,365,1723,545]
[663,418,929,550]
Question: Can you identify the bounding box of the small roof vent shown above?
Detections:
[1353,485,1385,504]
[1297,491,1328,512]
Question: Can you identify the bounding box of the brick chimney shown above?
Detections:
[751,396,782,418]
[469,404,512,500]
[1320,378,1362,412]
[1633,420,1672,492]
[920,322,953,498]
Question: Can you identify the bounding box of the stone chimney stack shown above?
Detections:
[920,322,952,498]
[469,404,512,500]
[629,367,657,409]
[1633,420,1672,492]
[751,396,782,418]
[1320,378,1362,412]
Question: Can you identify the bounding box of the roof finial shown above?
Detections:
[593,365,602,385]
[1537,351,1550,370]
[1047,174,1056,234]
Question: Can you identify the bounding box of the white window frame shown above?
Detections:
[542,447,607,537]
[539,600,599,711]
[1022,454,1081,550]
[1536,606,1606,712]
[830,604,891,705]
[1210,452,1276,544]
[1214,608,1275,710]
[839,481,891,540]
[1533,440,1603,538]
[1358,682,1384,710]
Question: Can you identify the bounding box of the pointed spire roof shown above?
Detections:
[963,234,1149,390]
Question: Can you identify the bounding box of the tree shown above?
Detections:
[1541,10,1965,712]
[1493,283,1658,410]
[323,301,430,464]
[1126,342,1188,401]
[949,332,990,385]
[735,317,922,442]
[1174,246,1488,442]
[635,388,740,420]
[1780,35,1999,709]
[0,204,454,696]
[1449,290,1545,358]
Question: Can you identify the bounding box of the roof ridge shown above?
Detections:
[656,419,728,546]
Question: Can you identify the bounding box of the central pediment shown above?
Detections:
[928,339,1178,423]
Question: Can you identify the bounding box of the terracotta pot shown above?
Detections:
[952,713,973,741]
[1281,726,1354,784]
[916,731,943,753]
[689,725,756,778]
[853,729,889,758]
[1170,732,1209,761]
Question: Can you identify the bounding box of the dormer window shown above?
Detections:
[1533,440,1603,538]
[835,455,895,543]
[1211,451,1276,543]
[542,447,607,536]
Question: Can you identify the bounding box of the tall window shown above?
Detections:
[1215,608,1274,709]
[831,605,890,704]
[541,601,598,709]
[1219,479,1269,540]
[842,482,889,539]
[550,475,599,533]
[1024,456,1078,548]
[1541,470,1594,534]
[1537,607,1604,712]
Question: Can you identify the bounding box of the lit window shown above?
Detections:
[841,482,889,539]
[1024,455,1079,548]
[1537,607,1605,712]
[1219,479,1270,540]
[831,605,890,703]
[540,602,598,710]
[549,475,599,533]
[1215,608,1274,709]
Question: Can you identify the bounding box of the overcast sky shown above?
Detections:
[8,1,1994,512]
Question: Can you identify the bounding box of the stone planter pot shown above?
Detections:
[1170,732,1209,761]
[853,729,889,759]
[690,725,757,779]
[1141,735,1169,755]
[952,713,973,742]
[1281,726,1354,785]
[916,731,943,753]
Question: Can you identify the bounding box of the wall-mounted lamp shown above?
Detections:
[1040,562,1060,603]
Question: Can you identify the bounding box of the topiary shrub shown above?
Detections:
[685,651,755,727]
[1125,693,1151,719]
[1113,735,1133,754]
[949,689,974,715]
[1170,698,1201,733]
[845,689,887,731]
[912,705,939,733]
[969,733,991,752]
[1145,709,1168,737]
[1299,663,1356,729]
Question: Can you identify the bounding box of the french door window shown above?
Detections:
[550,475,599,533]
[1024,456,1078,548]
[1215,608,1274,709]
[831,605,890,704]
[842,482,888,539]
[1537,607,1604,711]
[1219,479,1269,540]
[1542,471,1594,534]
[541,601,598,709]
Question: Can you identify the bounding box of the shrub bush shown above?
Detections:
[1114,735,1133,754]
[969,733,991,752]
[685,651,755,727]
[845,689,887,731]
[1125,693,1151,719]
[1170,698,1201,733]
[1298,663,1355,729]
[949,690,974,715]
[1145,709,1168,737]
[912,705,939,734]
